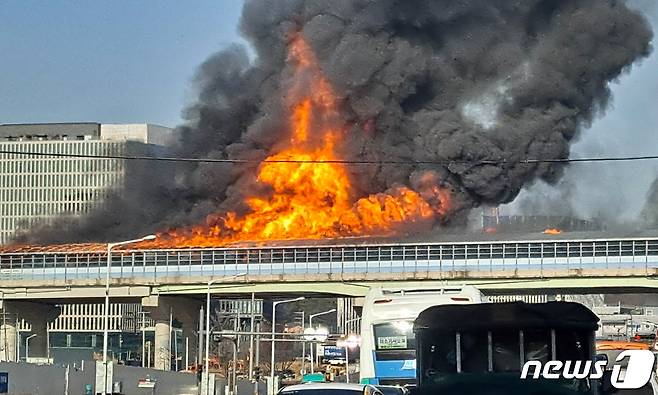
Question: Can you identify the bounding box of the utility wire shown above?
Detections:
[1,149,658,166]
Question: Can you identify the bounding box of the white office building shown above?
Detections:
[0,122,174,244]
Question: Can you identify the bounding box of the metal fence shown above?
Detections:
[2,238,658,281]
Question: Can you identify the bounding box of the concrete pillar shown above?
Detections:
[0,319,17,362]
[1,301,58,361]
[153,321,171,371]
[143,296,201,371]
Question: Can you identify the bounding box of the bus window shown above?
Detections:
[421,333,457,380]
[556,330,590,362]
[460,331,489,373]
[524,329,551,364]
[492,330,520,372]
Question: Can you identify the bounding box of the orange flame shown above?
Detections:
[543,228,562,235]
[144,37,450,248]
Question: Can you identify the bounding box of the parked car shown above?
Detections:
[375,385,409,395]
[278,369,297,380]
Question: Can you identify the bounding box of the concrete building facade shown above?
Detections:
[0,122,173,244]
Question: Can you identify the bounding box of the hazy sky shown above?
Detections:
[0,0,244,128]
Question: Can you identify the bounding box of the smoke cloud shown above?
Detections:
[503,0,658,228]
[18,0,653,244]
[642,177,658,227]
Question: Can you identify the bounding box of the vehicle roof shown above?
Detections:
[415,301,599,331]
[281,383,367,392]
[368,286,482,322]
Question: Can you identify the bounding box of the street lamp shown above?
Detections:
[0,291,6,363]
[336,335,360,383]
[204,273,247,395]
[102,235,156,395]
[25,334,37,362]
[308,309,336,373]
[294,311,305,375]
[271,297,305,392]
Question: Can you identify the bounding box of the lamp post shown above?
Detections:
[344,317,361,335]
[294,311,305,375]
[308,309,336,373]
[102,235,156,395]
[270,297,305,393]
[1,291,6,363]
[204,273,247,395]
[25,334,37,362]
[336,335,360,383]
[138,311,150,368]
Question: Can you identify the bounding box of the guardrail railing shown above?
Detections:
[1,238,658,281]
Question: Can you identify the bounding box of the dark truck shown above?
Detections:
[411,302,616,395]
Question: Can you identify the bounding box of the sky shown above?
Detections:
[0,0,244,128]
[1,0,657,223]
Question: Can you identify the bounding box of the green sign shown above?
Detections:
[302,373,326,383]
[377,336,408,349]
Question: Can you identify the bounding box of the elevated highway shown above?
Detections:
[1,235,658,299]
[2,234,658,367]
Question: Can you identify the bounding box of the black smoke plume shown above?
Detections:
[642,177,658,227]
[18,0,653,244]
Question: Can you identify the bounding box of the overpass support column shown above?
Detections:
[143,296,201,371]
[0,316,17,362]
[1,301,58,361]
[153,321,171,371]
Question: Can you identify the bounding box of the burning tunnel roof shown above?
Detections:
[1,230,657,254]
[0,243,109,254]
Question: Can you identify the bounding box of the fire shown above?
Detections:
[543,228,562,235]
[144,37,450,248]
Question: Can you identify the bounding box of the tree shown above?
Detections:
[210,306,253,376]
[257,320,303,374]
[275,298,338,331]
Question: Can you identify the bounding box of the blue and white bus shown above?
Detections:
[359,286,483,386]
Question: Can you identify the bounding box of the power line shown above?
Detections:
[1,149,658,166]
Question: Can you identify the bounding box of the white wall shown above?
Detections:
[100,123,174,146]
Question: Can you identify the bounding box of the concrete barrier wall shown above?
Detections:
[113,364,198,395]
[0,361,74,395]
[0,361,198,395]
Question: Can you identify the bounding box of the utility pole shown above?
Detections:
[1,291,6,362]
[254,320,260,395]
[294,311,305,376]
[232,311,239,395]
[138,311,149,368]
[169,308,173,371]
[198,306,204,367]
[249,293,255,382]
